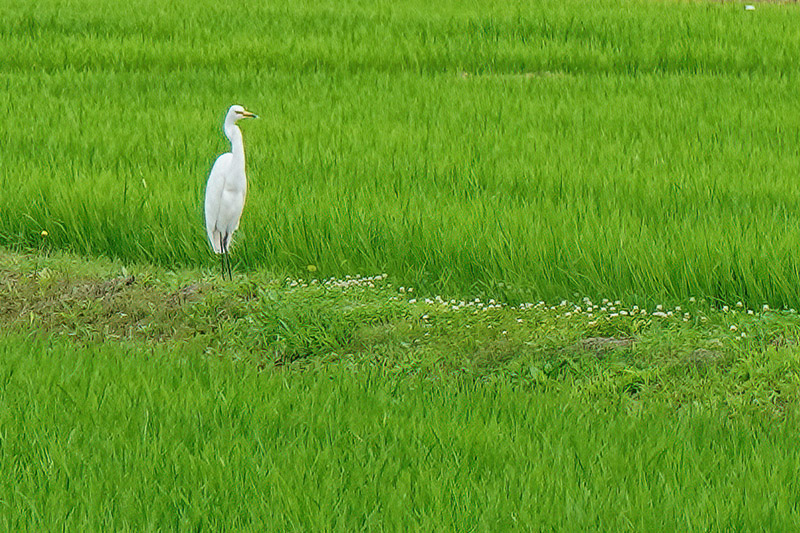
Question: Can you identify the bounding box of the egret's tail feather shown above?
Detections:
[208,229,223,254]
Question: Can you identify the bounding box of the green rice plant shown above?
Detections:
[2,0,800,305]
[1,331,799,530]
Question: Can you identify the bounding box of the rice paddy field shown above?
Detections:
[3,0,800,529]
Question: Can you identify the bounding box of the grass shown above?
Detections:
[2,0,800,305]
[5,248,800,417]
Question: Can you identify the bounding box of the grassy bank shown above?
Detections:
[4,249,800,415]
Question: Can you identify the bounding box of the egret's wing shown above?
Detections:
[204,153,232,253]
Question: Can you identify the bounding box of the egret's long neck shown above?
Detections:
[224,124,245,167]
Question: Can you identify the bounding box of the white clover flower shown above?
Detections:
[614,300,621,306]
[689,297,696,303]
[602,298,609,305]
[609,313,619,318]
[675,306,681,312]
[722,306,729,312]
[730,325,737,331]
[409,299,417,304]
[517,318,523,323]
[656,304,663,311]
[741,332,747,338]
[747,310,754,315]
[399,287,405,293]
[762,304,769,312]
[587,320,598,327]
[502,330,508,335]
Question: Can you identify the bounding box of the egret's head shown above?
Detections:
[226,104,259,125]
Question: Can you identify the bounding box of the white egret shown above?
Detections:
[204,104,258,279]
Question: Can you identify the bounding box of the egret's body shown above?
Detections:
[204,105,258,279]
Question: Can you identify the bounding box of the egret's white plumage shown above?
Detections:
[204,104,258,278]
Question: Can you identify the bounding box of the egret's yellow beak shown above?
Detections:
[241,110,259,119]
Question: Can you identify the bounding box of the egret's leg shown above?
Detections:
[219,233,227,280]
[223,234,234,280]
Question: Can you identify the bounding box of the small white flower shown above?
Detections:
[730,325,737,331]
[675,306,681,312]
[722,306,729,312]
[689,297,696,303]
[747,310,754,315]
[741,332,747,338]
[399,287,406,293]
[763,304,769,312]
[409,299,416,304]
[656,304,663,311]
